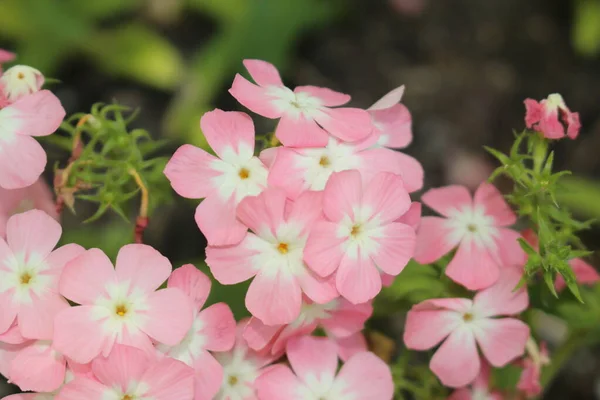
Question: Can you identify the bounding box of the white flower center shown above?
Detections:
[92,281,149,337]
[0,65,42,102]
[296,372,355,400]
[266,86,324,120]
[211,144,268,203]
[102,381,150,400]
[289,299,339,329]
[157,313,206,366]
[337,206,382,260]
[295,138,361,191]
[215,346,260,400]
[444,205,498,249]
[0,252,52,305]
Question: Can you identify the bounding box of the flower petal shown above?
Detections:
[362,172,411,224]
[422,185,472,217]
[304,221,345,278]
[115,244,171,292]
[7,209,61,258]
[368,86,405,110]
[59,248,116,305]
[243,59,284,87]
[430,327,480,388]
[315,107,372,142]
[163,144,220,199]
[167,264,212,312]
[236,188,286,237]
[0,135,46,189]
[371,222,416,276]
[472,318,529,367]
[473,266,528,317]
[404,308,462,350]
[369,103,412,148]
[334,351,394,400]
[92,344,148,391]
[446,241,500,291]
[143,288,194,346]
[246,270,302,325]
[200,109,255,160]
[7,90,65,137]
[18,294,69,340]
[336,254,381,304]
[205,236,258,285]
[286,336,338,384]
[194,195,247,247]
[294,86,350,107]
[229,74,282,119]
[10,342,66,392]
[473,183,516,226]
[54,376,108,400]
[276,113,329,148]
[255,364,305,400]
[197,303,236,352]
[414,217,459,264]
[323,170,362,222]
[142,356,195,400]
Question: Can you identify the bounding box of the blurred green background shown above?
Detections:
[2,0,600,398]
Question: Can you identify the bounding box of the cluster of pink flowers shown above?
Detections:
[0,53,596,400]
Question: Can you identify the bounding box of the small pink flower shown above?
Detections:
[0,178,58,238]
[8,340,89,393]
[517,340,550,398]
[0,49,16,65]
[164,109,268,246]
[157,264,236,400]
[266,136,424,199]
[304,170,416,304]
[367,86,413,149]
[56,344,195,400]
[256,336,393,400]
[214,320,276,400]
[0,90,65,189]
[414,183,525,290]
[0,65,45,104]
[447,362,503,400]
[53,244,193,364]
[521,229,599,292]
[0,210,84,340]
[207,189,338,325]
[524,93,581,140]
[404,267,530,388]
[229,59,373,147]
[243,298,372,360]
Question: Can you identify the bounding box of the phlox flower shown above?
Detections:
[304,170,416,304]
[0,210,84,340]
[517,339,549,398]
[8,340,92,393]
[56,344,195,400]
[207,189,337,325]
[243,298,372,360]
[447,363,502,400]
[367,86,413,149]
[214,320,276,400]
[0,178,58,238]
[156,264,236,400]
[414,183,525,290]
[164,109,268,246]
[403,266,530,388]
[229,59,372,147]
[524,93,580,140]
[53,244,193,364]
[0,65,44,104]
[255,336,394,400]
[521,229,599,292]
[0,90,65,189]
[266,135,423,200]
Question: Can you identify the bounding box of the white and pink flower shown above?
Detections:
[229,59,373,147]
[157,264,237,400]
[414,182,525,290]
[206,189,337,325]
[304,170,416,304]
[0,65,45,104]
[164,109,268,246]
[0,210,84,340]
[525,93,581,140]
[53,244,193,364]
[255,336,393,400]
[367,86,413,149]
[404,267,530,388]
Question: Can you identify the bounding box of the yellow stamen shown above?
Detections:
[17,72,24,80]
[463,312,474,322]
[20,273,32,285]
[115,304,128,317]
[277,243,289,254]
[228,375,239,386]
[350,225,361,237]
[318,156,330,167]
[467,224,477,232]
[238,168,250,179]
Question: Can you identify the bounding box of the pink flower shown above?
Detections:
[214,320,276,400]
[0,210,84,340]
[164,109,268,246]
[414,183,525,290]
[304,170,416,304]
[157,264,237,400]
[524,93,581,140]
[0,178,58,238]
[8,340,90,393]
[0,49,15,65]
[266,136,424,199]
[447,362,502,400]
[367,86,413,149]
[53,244,193,364]
[521,229,599,292]
[0,90,65,189]
[403,266,530,388]
[243,298,372,360]
[56,344,195,400]
[517,340,550,398]
[255,336,393,400]
[206,189,337,325]
[0,65,45,104]
[229,59,372,147]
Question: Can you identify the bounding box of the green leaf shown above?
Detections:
[543,271,558,298]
